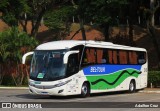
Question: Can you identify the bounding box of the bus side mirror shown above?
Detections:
[63,50,79,64]
[22,52,34,64]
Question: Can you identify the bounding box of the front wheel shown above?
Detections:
[81,82,90,97]
[129,80,136,93]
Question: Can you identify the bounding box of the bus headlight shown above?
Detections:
[28,79,72,89]
[55,79,72,87]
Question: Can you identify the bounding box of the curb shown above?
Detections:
[0,87,28,90]
[139,90,160,93]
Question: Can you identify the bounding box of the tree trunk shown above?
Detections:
[128,17,134,45]
[104,25,109,42]
[147,0,160,68]
[81,26,86,40]
[128,0,138,45]
[150,0,155,26]
[25,65,30,80]
[70,28,81,40]
[19,13,28,33]
[100,23,109,42]
[148,26,160,68]
[78,17,86,40]
[31,9,46,37]
[20,65,24,85]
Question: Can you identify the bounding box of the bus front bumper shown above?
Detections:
[29,85,67,96]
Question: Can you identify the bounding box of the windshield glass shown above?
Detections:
[30,50,67,81]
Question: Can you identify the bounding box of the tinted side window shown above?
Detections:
[81,47,96,67]
[102,49,109,63]
[129,51,138,64]
[137,52,146,64]
[66,54,79,77]
[108,50,113,64]
[97,49,104,63]
[71,45,84,66]
[86,48,96,63]
[80,47,146,66]
[119,50,128,64]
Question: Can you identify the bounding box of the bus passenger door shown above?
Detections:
[66,54,79,94]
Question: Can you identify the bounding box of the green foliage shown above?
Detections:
[1,75,15,86]
[44,6,75,30]
[0,0,67,37]
[89,0,128,26]
[0,0,9,8]
[148,71,160,87]
[0,27,38,63]
[1,74,28,86]
[0,0,30,26]
[44,5,75,39]
[0,27,38,86]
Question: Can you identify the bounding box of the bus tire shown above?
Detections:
[81,82,90,98]
[129,80,136,93]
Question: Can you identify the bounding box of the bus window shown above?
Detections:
[66,54,79,76]
[102,49,109,63]
[129,51,137,64]
[113,50,118,64]
[108,50,113,64]
[119,50,128,64]
[97,49,103,63]
[81,48,96,67]
[71,45,84,66]
[137,52,146,64]
[108,50,118,64]
[87,48,96,63]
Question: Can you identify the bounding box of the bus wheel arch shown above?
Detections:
[129,79,136,93]
[81,81,90,97]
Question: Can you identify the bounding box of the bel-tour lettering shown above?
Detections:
[90,67,105,73]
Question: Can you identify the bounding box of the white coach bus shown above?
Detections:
[22,40,148,97]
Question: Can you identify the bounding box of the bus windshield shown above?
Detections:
[30,50,67,81]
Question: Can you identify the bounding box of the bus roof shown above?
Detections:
[36,40,146,52]
[36,40,86,50]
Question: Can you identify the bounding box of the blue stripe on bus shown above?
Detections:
[83,64,142,75]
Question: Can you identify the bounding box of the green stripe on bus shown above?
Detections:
[86,69,141,90]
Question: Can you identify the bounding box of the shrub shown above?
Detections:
[0,27,38,86]
[148,71,160,88]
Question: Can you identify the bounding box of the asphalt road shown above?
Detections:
[0,89,160,111]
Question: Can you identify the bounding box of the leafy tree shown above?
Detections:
[127,0,139,45]
[71,0,92,40]
[139,0,160,68]
[44,5,75,40]
[0,0,68,37]
[27,0,64,37]
[92,0,128,41]
[71,0,128,41]
[0,27,38,85]
[0,0,29,27]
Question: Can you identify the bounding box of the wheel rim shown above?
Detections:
[130,82,134,91]
[82,85,87,95]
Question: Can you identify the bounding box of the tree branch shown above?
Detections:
[70,28,81,40]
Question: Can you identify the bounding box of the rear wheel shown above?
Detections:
[81,82,90,97]
[129,80,136,93]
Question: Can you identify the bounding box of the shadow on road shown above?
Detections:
[15,94,81,100]
[15,90,136,100]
